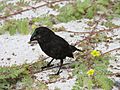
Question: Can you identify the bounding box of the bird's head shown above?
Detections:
[30,27,54,42]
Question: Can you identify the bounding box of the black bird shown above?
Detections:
[30,27,82,75]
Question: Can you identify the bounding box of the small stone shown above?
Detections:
[32,48,35,51]
[12,52,16,56]
[7,58,11,60]
[117,65,120,67]
[109,65,113,68]
[115,59,118,62]
[70,34,74,37]
[113,67,120,70]
[1,58,4,61]
[115,80,120,88]
[116,74,120,77]
[61,79,66,82]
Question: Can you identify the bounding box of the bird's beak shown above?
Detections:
[30,31,37,42]
[30,36,36,42]
[28,32,38,45]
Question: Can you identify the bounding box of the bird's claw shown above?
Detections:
[55,71,62,75]
[41,64,54,70]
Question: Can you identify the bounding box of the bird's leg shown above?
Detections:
[47,58,54,67]
[56,59,63,75]
[42,58,54,69]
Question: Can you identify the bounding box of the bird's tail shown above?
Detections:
[69,45,83,52]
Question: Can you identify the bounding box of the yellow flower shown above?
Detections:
[87,69,95,76]
[91,50,101,57]
[32,24,37,29]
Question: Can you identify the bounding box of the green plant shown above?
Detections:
[0,15,56,35]
[57,0,120,22]
[70,15,118,89]
[0,19,29,35]
[0,59,47,90]
[0,0,30,16]
[31,15,55,27]
[57,0,96,22]
[0,65,32,90]
[72,53,113,90]
[16,19,29,35]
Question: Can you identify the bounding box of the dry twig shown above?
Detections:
[0,0,68,20]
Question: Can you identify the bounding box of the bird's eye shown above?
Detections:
[36,30,39,33]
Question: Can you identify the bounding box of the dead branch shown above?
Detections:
[107,72,120,77]
[65,26,120,35]
[0,0,68,20]
[73,26,120,46]
[102,47,120,55]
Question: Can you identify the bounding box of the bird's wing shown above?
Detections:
[44,35,71,59]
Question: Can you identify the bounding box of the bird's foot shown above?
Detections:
[41,64,54,70]
[55,71,62,75]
